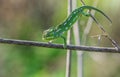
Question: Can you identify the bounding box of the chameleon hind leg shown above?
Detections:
[81,6,112,23]
[81,11,101,25]
[81,11,91,17]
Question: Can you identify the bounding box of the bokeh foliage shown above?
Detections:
[0,0,120,77]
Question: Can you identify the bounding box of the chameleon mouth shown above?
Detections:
[42,34,48,40]
[42,34,55,41]
[42,29,56,40]
[43,36,55,40]
[42,30,49,40]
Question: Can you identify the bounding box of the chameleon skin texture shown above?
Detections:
[42,8,81,41]
[42,5,111,46]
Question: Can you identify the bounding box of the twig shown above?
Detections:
[90,14,120,51]
[0,38,119,52]
[81,0,120,51]
[80,0,85,5]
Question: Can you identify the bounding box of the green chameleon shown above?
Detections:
[42,5,111,48]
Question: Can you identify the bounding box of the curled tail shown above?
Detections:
[80,5,112,23]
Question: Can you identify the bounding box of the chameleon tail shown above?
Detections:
[81,6,112,23]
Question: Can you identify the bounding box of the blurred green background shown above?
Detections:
[0,0,120,77]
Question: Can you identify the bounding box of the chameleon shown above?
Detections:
[42,5,112,48]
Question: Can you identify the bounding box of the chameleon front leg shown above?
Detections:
[61,36,67,48]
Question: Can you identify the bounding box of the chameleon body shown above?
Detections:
[42,5,111,48]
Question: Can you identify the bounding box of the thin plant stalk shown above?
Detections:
[65,0,72,77]
[82,0,99,45]
[72,0,83,77]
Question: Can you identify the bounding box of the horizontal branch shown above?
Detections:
[0,38,119,53]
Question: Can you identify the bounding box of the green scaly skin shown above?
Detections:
[42,5,112,48]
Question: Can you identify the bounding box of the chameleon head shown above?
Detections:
[42,28,56,41]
